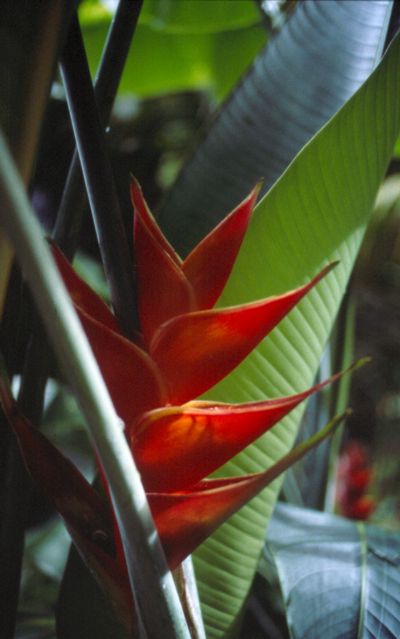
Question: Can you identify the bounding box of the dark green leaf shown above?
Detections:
[56,545,130,639]
[263,503,400,639]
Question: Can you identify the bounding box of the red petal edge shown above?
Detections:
[149,410,347,569]
[182,183,261,309]
[150,263,337,403]
[76,306,168,426]
[131,367,344,491]
[134,198,196,345]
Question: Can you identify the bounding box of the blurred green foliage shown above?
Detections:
[80,0,267,99]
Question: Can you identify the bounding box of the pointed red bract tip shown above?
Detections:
[134,198,196,345]
[182,183,261,309]
[150,263,337,403]
[131,178,179,265]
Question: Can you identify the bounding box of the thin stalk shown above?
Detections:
[54,0,143,257]
[60,14,137,337]
[20,0,143,431]
[0,128,191,639]
[16,0,144,443]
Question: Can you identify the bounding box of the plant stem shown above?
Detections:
[0,128,191,639]
[16,0,144,446]
[19,0,143,437]
[54,0,143,258]
[60,13,138,337]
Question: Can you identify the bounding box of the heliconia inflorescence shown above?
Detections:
[0,181,347,629]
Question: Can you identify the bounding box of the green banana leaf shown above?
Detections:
[263,503,400,638]
[191,30,400,639]
[158,0,393,255]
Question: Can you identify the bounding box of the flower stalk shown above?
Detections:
[60,14,138,336]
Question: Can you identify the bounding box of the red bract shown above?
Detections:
[131,178,260,343]
[1,183,342,628]
[0,368,346,576]
[132,369,343,492]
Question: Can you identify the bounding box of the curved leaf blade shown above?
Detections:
[192,32,400,639]
[159,0,393,255]
[264,503,400,639]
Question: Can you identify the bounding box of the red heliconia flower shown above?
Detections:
[335,441,376,520]
[0,182,345,629]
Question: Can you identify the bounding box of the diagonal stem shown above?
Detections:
[7,3,145,632]
[54,0,143,258]
[0,128,191,639]
[60,13,138,337]
[17,0,144,430]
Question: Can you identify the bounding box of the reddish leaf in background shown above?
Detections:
[335,441,376,520]
[149,263,337,404]
[0,375,135,632]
